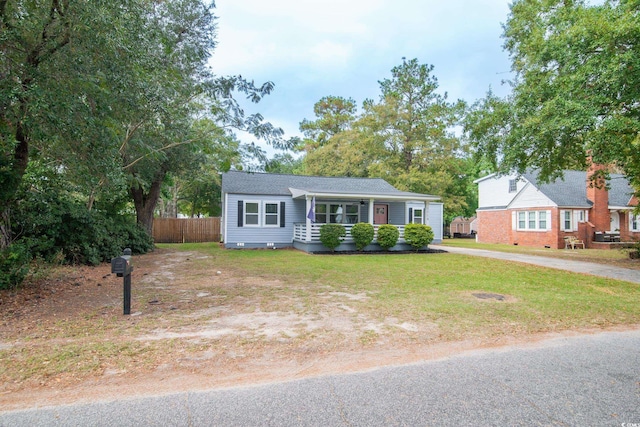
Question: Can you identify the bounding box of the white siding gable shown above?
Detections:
[477,173,524,209]
[509,182,557,209]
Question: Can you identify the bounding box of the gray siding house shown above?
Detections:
[221,171,443,252]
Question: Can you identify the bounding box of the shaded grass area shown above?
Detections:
[1,242,639,392]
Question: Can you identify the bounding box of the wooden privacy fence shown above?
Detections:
[152,217,221,243]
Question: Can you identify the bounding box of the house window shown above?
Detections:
[244,201,260,226]
[345,205,359,224]
[412,208,423,224]
[264,202,279,227]
[578,210,586,222]
[518,212,526,229]
[538,211,547,229]
[508,179,517,193]
[631,213,639,231]
[516,210,550,231]
[315,204,327,223]
[314,203,359,224]
[563,210,572,231]
[329,204,343,223]
[528,212,536,229]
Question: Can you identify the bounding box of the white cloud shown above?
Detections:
[210,0,514,149]
[307,40,353,68]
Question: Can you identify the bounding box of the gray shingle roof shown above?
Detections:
[609,175,636,206]
[221,171,436,198]
[522,170,634,207]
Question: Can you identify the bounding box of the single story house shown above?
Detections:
[474,164,639,249]
[221,171,444,252]
[449,216,477,237]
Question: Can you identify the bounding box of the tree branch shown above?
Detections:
[120,120,147,154]
[27,0,70,68]
[122,139,199,171]
[0,0,10,29]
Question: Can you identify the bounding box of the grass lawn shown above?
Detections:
[1,242,639,406]
[187,243,640,335]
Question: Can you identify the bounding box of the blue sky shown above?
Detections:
[210,0,514,153]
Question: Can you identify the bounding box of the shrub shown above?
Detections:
[14,191,153,266]
[377,224,399,250]
[630,242,640,260]
[319,224,346,251]
[404,224,434,251]
[0,242,30,290]
[351,222,375,251]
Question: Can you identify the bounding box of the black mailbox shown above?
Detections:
[112,248,134,315]
[111,248,133,277]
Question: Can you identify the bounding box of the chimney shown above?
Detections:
[586,157,610,232]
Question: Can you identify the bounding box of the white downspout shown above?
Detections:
[425,201,430,225]
[369,198,374,224]
[223,192,228,244]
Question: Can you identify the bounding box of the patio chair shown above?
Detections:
[569,236,585,249]
[563,236,573,249]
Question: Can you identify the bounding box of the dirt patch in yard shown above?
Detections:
[0,247,637,411]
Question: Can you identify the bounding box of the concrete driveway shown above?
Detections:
[430,244,640,284]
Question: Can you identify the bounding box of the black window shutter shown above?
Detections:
[280,202,286,227]
[408,208,413,223]
[237,200,243,227]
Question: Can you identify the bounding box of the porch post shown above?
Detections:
[368,198,374,224]
[305,196,312,242]
[424,201,430,225]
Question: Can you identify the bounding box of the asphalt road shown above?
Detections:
[2,329,639,426]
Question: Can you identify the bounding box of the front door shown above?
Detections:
[374,204,388,225]
[610,211,620,232]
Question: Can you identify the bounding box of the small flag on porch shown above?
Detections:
[307,196,316,222]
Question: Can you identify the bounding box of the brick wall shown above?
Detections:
[477,208,567,248]
[586,162,610,232]
[476,210,511,244]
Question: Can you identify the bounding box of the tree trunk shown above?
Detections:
[171,184,179,218]
[0,208,12,250]
[0,115,32,250]
[130,171,166,236]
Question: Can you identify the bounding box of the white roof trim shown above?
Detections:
[473,173,498,184]
[288,187,440,202]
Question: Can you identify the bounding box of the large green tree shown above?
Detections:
[1,1,105,248]
[364,59,468,215]
[300,95,375,177]
[301,59,472,219]
[0,0,179,244]
[466,0,640,193]
[1,0,288,243]
[299,96,358,148]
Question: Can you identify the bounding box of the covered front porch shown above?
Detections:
[575,208,639,249]
[288,187,442,253]
[293,223,420,252]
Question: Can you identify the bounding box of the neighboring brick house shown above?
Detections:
[474,165,639,249]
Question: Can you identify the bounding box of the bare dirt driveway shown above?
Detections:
[1,246,637,412]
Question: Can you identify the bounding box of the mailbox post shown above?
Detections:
[111,248,134,315]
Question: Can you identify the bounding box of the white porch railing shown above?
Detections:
[293,223,406,242]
